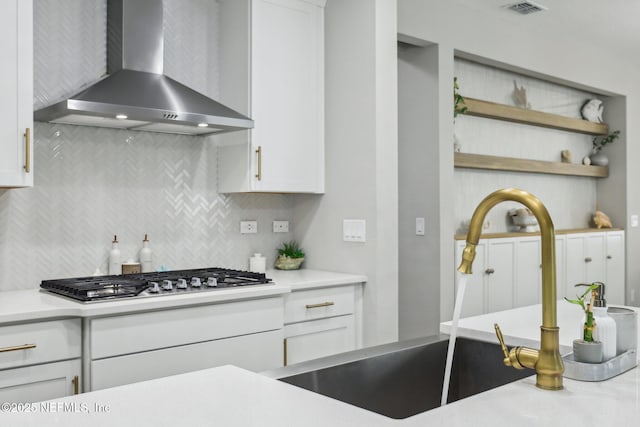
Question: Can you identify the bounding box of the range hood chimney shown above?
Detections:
[34,0,253,136]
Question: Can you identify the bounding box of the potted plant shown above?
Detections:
[274,241,305,270]
[565,283,603,363]
[589,130,620,167]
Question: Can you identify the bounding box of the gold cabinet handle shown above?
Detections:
[24,128,31,173]
[305,301,335,309]
[255,146,262,180]
[0,343,36,353]
[283,338,288,367]
[72,375,79,395]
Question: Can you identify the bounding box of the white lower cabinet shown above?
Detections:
[283,284,362,366]
[86,297,284,391]
[0,359,81,402]
[0,319,81,401]
[455,229,625,316]
[563,230,625,304]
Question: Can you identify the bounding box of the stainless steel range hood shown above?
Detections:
[34,0,253,136]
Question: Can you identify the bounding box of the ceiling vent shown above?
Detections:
[505,2,548,15]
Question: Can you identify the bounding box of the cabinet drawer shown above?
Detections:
[284,315,355,365]
[0,319,81,370]
[91,329,283,390]
[284,286,355,324]
[90,296,283,359]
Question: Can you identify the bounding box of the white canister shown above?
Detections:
[608,307,638,354]
[249,253,266,273]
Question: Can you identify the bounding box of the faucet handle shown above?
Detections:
[494,323,510,364]
[494,323,539,370]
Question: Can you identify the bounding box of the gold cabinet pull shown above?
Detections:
[24,128,31,173]
[0,343,36,353]
[255,146,262,180]
[72,375,79,395]
[305,301,335,309]
[283,338,288,367]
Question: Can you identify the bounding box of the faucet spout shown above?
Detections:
[457,188,564,390]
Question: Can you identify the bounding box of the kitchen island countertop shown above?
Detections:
[3,302,639,425]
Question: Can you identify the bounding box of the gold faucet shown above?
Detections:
[457,188,564,390]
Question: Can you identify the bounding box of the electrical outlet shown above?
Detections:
[273,220,289,233]
[240,220,258,234]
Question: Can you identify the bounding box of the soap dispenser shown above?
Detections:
[108,235,121,275]
[590,282,617,361]
[139,234,153,273]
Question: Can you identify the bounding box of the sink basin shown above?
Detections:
[264,335,533,419]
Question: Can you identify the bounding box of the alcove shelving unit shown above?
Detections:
[454,97,610,178]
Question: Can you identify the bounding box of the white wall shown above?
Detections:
[293,0,399,347]
[397,0,639,324]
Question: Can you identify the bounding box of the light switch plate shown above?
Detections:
[631,215,639,228]
[415,217,425,236]
[343,219,366,242]
[240,220,258,234]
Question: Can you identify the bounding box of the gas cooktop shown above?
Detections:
[40,268,272,302]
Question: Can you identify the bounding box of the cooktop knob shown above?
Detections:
[148,282,160,293]
[191,277,202,287]
[206,277,218,287]
[162,280,173,291]
[177,278,188,289]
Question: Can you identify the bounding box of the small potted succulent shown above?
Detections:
[274,241,305,270]
[565,283,603,363]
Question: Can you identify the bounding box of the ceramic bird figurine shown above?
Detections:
[581,99,604,123]
[512,80,531,109]
[593,210,612,229]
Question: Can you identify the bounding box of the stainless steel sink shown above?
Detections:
[263,335,533,419]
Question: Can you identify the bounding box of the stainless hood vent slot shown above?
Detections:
[34,0,253,136]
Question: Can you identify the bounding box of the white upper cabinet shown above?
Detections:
[0,0,33,188]
[217,0,325,193]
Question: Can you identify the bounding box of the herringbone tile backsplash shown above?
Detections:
[0,0,293,290]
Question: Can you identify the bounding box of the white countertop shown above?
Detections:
[441,302,640,358]
[2,363,639,426]
[3,301,639,425]
[266,268,367,291]
[0,269,366,324]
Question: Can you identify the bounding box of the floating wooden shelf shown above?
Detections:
[454,152,608,178]
[463,97,609,136]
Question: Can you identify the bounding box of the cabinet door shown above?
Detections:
[284,315,355,366]
[584,233,606,283]
[455,240,486,318]
[605,231,625,305]
[250,0,324,193]
[0,359,80,402]
[486,239,515,313]
[0,0,33,188]
[515,237,541,307]
[565,234,587,296]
